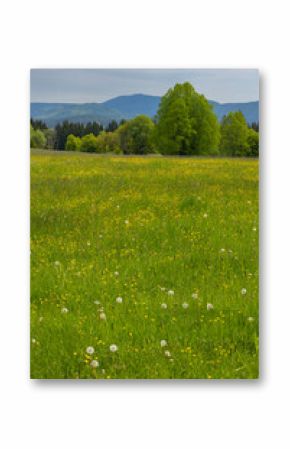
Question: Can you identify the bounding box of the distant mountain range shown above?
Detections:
[31,94,259,127]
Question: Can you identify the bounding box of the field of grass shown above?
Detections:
[31,150,259,379]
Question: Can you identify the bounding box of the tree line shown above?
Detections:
[30,82,259,157]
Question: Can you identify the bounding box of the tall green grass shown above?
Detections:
[31,151,259,379]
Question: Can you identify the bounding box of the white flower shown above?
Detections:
[241,288,247,295]
[99,312,107,320]
[203,213,208,218]
[167,290,174,296]
[114,271,119,276]
[161,303,168,309]
[31,338,36,344]
[164,350,171,357]
[182,302,189,309]
[86,346,95,355]
[207,303,214,311]
[90,359,99,368]
[252,227,257,232]
[220,248,226,253]
[192,293,198,300]
[160,340,168,347]
[247,317,255,322]
[125,220,129,225]
[94,300,100,305]
[109,344,118,352]
[160,287,166,292]
[87,241,91,246]
[61,307,68,314]
[54,261,60,266]
[116,296,123,304]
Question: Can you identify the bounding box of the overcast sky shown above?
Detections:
[30,69,259,104]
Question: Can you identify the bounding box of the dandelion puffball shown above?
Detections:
[182,302,189,309]
[61,307,68,314]
[90,360,99,368]
[164,350,171,357]
[207,303,214,311]
[241,288,247,295]
[161,303,168,309]
[116,296,123,304]
[99,312,107,320]
[86,346,95,355]
[167,290,174,296]
[160,340,168,347]
[114,271,119,276]
[109,344,118,352]
[192,293,198,299]
[248,317,254,322]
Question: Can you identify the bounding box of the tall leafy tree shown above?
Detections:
[153,82,220,155]
[30,125,46,149]
[220,111,250,156]
[118,115,155,154]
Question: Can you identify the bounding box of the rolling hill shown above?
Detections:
[31,95,259,127]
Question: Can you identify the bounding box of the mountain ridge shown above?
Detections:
[31,94,259,127]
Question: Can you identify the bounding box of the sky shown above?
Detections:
[30,69,259,104]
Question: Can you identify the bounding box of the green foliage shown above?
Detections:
[80,133,99,153]
[153,82,220,155]
[30,125,46,149]
[43,128,56,149]
[95,131,121,153]
[117,115,155,154]
[247,128,259,157]
[65,134,82,151]
[220,111,250,156]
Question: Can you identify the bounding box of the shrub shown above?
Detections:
[65,134,81,151]
[30,126,46,149]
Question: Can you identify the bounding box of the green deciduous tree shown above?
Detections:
[80,133,99,153]
[220,111,250,156]
[30,125,46,149]
[117,115,155,154]
[95,131,121,153]
[65,134,82,151]
[247,128,259,157]
[153,82,220,155]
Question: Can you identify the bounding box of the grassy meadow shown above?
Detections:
[31,150,259,379]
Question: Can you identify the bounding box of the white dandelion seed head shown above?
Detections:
[167,290,174,296]
[192,293,198,300]
[90,359,99,368]
[207,303,214,311]
[220,248,226,253]
[54,261,60,266]
[94,300,100,305]
[160,287,166,292]
[61,307,68,314]
[87,241,91,246]
[109,344,118,353]
[164,350,171,358]
[160,339,168,347]
[114,271,119,276]
[241,288,247,295]
[86,346,95,355]
[252,227,257,232]
[116,296,123,304]
[182,302,189,309]
[248,317,255,322]
[161,303,168,309]
[32,338,36,344]
[203,213,208,218]
[125,220,129,225]
[99,312,107,321]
